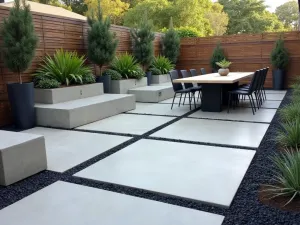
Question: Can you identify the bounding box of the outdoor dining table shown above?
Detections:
[173,72,254,112]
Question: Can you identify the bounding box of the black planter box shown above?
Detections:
[272,69,285,90]
[96,75,111,93]
[7,82,35,129]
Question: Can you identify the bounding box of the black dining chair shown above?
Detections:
[190,69,203,101]
[180,70,201,107]
[169,70,196,110]
[200,68,207,75]
[227,70,261,115]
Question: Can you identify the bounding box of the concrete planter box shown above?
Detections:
[111,77,147,94]
[151,74,171,84]
[35,83,104,104]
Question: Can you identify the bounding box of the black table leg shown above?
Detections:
[201,84,222,112]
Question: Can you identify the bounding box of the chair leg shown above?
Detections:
[171,93,176,109]
[197,91,200,102]
[248,95,255,115]
[263,87,267,100]
[188,92,191,110]
[227,93,232,113]
[183,93,187,105]
[251,94,256,112]
[193,92,196,109]
[254,92,260,109]
[178,93,183,107]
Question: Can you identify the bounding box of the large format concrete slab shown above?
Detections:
[239,100,282,109]
[35,83,104,104]
[129,102,196,116]
[265,93,286,100]
[23,127,130,172]
[0,181,224,225]
[189,108,277,123]
[76,139,255,207]
[151,118,269,148]
[128,85,174,103]
[35,94,135,129]
[265,90,286,94]
[0,131,47,186]
[77,114,173,135]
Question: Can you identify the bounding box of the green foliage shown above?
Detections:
[279,103,300,123]
[1,0,38,83]
[275,1,299,30]
[150,67,162,75]
[110,53,141,79]
[35,78,61,89]
[82,73,96,84]
[87,0,118,75]
[32,0,72,10]
[277,120,300,149]
[131,16,155,70]
[271,38,289,70]
[129,66,145,80]
[216,59,232,69]
[263,149,300,205]
[210,43,226,70]
[104,69,122,80]
[162,18,180,64]
[174,27,202,38]
[151,56,174,74]
[34,49,92,86]
[219,0,286,34]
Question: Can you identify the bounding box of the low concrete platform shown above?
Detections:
[151,74,171,84]
[0,131,47,186]
[128,85,174,103]
[35,94,136,129]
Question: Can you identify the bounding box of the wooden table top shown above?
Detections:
[173,72,254,84]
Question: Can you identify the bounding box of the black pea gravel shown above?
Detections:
[1,91,299,225]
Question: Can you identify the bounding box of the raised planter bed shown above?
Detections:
[35,83,104,104]
[151,74,171,84]
[111,77,147,94]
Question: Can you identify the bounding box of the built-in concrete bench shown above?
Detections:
[35,94,136,129]
[128,85,174,103]
[0,131,47,186]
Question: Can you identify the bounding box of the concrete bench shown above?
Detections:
[0,131,47,186]
[128,85,174,103]
[35,94,136,129]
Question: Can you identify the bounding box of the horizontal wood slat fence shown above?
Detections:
[177,32,300,89]
[0,6,162,127]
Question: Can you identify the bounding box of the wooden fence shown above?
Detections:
[177,32,300,88]
[0,6,162,127]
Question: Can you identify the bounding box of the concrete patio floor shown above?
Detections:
[0,90,286,224]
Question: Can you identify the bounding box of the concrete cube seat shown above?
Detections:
[0,131,47,186]
[35,94,136,129]
[128,85,174,103]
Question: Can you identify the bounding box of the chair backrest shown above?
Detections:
[248,70,260,93]
[180,70,194,89]
[190,69,198,77]
[200,68,207,75]
[169,70,183,92]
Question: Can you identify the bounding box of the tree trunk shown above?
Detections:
[99,65,103,76]
[298,0,300,30]
[18,71,22,84]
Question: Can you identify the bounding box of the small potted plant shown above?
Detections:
[216,59,232,76]
[210,43,226,73]
[271,37,289,90]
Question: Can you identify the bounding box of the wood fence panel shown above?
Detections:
[0,6,162,127]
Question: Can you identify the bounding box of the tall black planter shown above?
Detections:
[146,71,152,86]
[96,75,111,93]
[272,69,285,90]
[7,82,35,129]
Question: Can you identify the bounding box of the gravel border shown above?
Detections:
[1,91,299,224]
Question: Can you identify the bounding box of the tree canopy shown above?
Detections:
[275,0,299,30]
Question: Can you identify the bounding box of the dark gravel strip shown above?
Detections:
[124,112,179,118]
[146,136,257,151]
[74,129,138,138]
[62,176,227,216]
[221,89,300,225]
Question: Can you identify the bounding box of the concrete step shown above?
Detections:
[35,94,136,129]
[128,85,174,103]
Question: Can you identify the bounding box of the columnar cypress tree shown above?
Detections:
[210,43,225,71]
[130,14,155,71]
[271,37,289,70]
[162,17,180,64]
[1,0,38,84]
[87,0,118,75]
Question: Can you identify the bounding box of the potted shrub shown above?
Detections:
[216,59,232,76]
[131,15,155,86]
[162,17,180,64]
[210,43,226,73]
[1,0,38,129]
[150,56,174,84]
[271,37,289,90]
[87,0,118,93]
[33,49,100,104]
[110,53,146,93]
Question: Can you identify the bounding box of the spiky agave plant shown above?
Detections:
[263,149,300,206]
